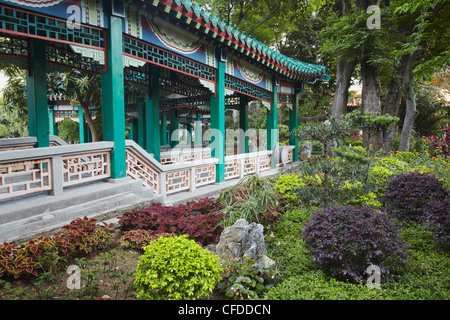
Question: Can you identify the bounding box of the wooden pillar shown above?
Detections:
[146,65,161,161]
[239,94,248,154]
[79,106,85,144]
[160,115,168,146]
[267,78,278,168]
[101,15,126,179]
[137,96,145,148]
[289,83,302,162]
[195,112,202,146]
[210,55,226,182]
[27,38,49,148]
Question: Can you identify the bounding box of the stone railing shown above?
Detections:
[0,135,68,151]
[0,142,114,200]
[125,140,218,195]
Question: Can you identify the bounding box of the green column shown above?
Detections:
[239,94,249,154]
[79,106,85,144]
[160,115,168,146]
[289,92,299,162]
[48,106,56,136]
[187,123,193,144]
[146,65,161,161]
[129,120,135,141]
[267,80,278,168]
[101,15,126,179]
[169,110,179,148]
[210,59,226,182]
[137,97,145,148]
[195,112,202,146]
[27,38,49,148]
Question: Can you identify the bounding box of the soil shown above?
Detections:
[0,230,225,301]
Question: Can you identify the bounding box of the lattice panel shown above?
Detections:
[0,159,51,200]
[224,160,240,180]
[278,93,294,104]
[258,155,271,171]
[244,158,257,175]
[126,150,159,193]
[124,67,149,85]
[225,75,271,102]
[62,152,110,187]
[195,165,216,187]
[159,77,211,98]
[0,6,104,48]
[46,43,101,73]
[160,155,180,165]
[0,36,27,56]
[166,170,190,194]
[183,153,199,162]
[123,36,215,82]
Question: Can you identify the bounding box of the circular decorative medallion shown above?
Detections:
[4,0,62,7]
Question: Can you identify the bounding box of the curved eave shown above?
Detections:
[144,0,327,81]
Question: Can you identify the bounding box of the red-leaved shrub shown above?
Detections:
[118,198,223,246]
[383,171,448,221]
[303,205,409,282]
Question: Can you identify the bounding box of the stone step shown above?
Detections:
[0,178,156,243]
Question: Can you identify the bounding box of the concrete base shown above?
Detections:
[0,162,298,244]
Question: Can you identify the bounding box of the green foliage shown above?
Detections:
[218,175,281,228]
[0,217,113,280]
[57,118,79,144]
[217,256,274,300]
[134,235,223,300]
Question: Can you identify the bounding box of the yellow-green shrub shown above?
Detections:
[134,235,223,300]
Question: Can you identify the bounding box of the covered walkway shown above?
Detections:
[0,0,328,242]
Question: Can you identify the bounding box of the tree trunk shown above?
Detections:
[399,79,418,151]
[382,54,414,152]
[360,56,383,150]
[76,89,99,142]
[331,60,356,120]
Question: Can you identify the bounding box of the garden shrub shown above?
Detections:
[303,205,409,283]
[424,198,450,245]
[53,217,114,255]
[341,181,382,208]
[218,175,282,228]
[0,236,58,278]
[217,256,275,300]
[0,217,114,279]
[383,171,449,221]
[134,235,223,300]
[118,198,223,246]
[119,229,176,250]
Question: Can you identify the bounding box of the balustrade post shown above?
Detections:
[49,155,63,196]
[189,167,196,192]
